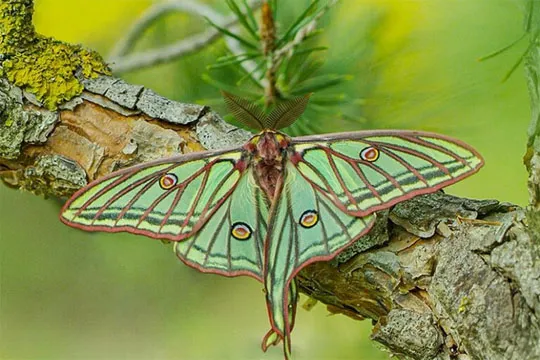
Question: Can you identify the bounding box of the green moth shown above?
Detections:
[60,92,483,359]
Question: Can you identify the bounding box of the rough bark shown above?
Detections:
[0,75,251,197]
[298,195,539,360]
[0,1,538,360]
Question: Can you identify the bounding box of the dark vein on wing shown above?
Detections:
[357,157,404,192]
[362,139,450,175]
[202,204,229,267]
[324,150,360,210]
[314,193,330,254]
[158,185,187,232]
[83,163,176,218]
[90,164,177,220]
[297,158,344,207]
[114,175,165,224]
[77,175,130,216]
[378,147,429,185]
[254,190,264,273]
[347,161,383,203]
[227,200,233,272]
[131,183,179,228]
[178,163,212,232]
[318,196,351,242]
[128,162,208,228]
[288,189,300,270]
[196,165,239,224]
[270,185,289,282]
[402,135,468,167]
[136,165,208,230]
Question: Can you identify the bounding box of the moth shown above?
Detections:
[60,92,483,359]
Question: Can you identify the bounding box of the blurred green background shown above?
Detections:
[0,0,530,359]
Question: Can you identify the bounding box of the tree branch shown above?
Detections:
[297,194,540,360]
[0,73,251,196]
[109,0,229,59]
[109,0,263,77]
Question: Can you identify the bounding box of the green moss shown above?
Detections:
[0,0,111,110]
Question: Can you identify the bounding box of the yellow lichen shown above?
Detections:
[458,296,470,313]
[0,0,111,110]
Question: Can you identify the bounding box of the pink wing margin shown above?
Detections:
[60,146,248,242]
[290,129,484,217]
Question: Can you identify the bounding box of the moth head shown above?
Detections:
[221,91,312,131]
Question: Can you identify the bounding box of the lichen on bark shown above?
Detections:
[0,0,110,110]
[0,78,58,159]
[297,195,540,360]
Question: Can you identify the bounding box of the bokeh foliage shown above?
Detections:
[0,1,530,359]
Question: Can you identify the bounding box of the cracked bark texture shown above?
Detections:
[0,75,251,197]
[298,195,539,360]
[1,1,539,360]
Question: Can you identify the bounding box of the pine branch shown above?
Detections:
[260,1,279,107]
[205,0,342,113]
[271,0,338,74]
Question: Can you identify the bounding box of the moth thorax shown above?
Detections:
[257,132,284,161]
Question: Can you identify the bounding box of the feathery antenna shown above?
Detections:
[222,91,266,130]
[222,91,311,131]
[265,93,312,130]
